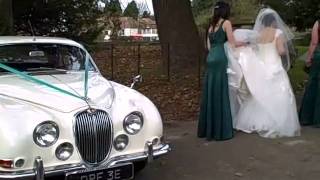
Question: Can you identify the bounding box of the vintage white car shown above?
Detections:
[0,36,170,180]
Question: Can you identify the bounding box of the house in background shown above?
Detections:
[103,17,159,42]
[119,17,140,40]
[138,18,159,41]
[119,17,159,41]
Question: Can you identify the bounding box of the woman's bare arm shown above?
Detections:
[276,34,286,56]
[223,20,245,47]
[207,26,213,50]
[306,21,319,66]
[207,37,210,50]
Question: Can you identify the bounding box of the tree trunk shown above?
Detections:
[152,0,205,75]
[0,0,13,35]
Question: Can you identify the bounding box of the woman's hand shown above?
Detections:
[306,58,312,67]
[236,41,248,47]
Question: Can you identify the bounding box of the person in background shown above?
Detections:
[299,20,320,126]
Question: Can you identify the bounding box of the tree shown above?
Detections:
[231,0,259,23]
[104,0,122,39]
[13,0,103,43]
[191,0,215,28]
[142,10,151,18]
[123,1,139,19]
[263,0,320,30]
[153,0,205,72]
[192,0,260,29]
[192,0,215,17]
[105,0,122,16]
[0,0,13,35]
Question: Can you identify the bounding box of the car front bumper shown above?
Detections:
[0,142,171,180]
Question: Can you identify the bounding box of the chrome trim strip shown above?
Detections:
[106,143,170,167]
[0,143,171,179]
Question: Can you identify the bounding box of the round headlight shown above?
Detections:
[33,121,59,147]
[123,112,143,135]
[55,142,74,161]
[114,134,129,151]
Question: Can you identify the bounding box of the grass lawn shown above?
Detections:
[288,46,309,94]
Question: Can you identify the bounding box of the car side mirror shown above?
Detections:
[130,75,142,89]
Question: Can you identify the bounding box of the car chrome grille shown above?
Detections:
[74,109,112,164]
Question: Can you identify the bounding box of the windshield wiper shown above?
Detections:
[27,67,66,71]
[26,67,67,75]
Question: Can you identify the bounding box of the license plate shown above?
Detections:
[66,163,134,180]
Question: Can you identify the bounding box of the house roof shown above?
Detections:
[98,16,157,29]
[139,18,157,29]
[120,17,140,29]
[120,17,157,29]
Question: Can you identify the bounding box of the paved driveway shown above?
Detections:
[136,121,320,180]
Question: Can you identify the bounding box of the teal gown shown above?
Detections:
[299,47,320,126]
[197,22,234,141]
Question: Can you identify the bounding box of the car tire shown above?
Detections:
[134,160,147,174]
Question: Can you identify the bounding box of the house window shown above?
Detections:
[120,30,124,35]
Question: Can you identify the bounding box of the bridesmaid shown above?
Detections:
[299,20,320,126]
[198,1,244,141]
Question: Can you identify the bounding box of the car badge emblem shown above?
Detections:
[87,108,96,114]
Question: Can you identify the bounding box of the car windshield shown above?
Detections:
[0,43,95,73]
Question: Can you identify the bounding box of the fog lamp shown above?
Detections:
[55,142,74,161]
[14,159,25,168]
[114,134,129,151]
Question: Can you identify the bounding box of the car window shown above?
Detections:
[0,43,95,72]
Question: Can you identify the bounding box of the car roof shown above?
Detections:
[0,36,85,49]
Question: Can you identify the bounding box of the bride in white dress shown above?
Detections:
[226,8,301,138]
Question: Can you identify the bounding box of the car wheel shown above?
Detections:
[134,160,147,174]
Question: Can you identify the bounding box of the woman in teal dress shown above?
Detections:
[299,20,320,126]
[198,2,244,141]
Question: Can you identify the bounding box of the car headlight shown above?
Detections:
[123,112,143,135]
[33,121,59,147]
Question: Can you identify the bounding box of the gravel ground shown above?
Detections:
[136,121,320,180]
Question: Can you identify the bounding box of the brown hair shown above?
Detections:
[211,1,231,31]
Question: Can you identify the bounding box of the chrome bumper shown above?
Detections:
[0,143,171,180]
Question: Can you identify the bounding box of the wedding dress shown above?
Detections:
[226,8,301,138]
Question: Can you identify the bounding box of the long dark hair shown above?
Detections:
[262,14,276,27]
[210,1,231,31]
